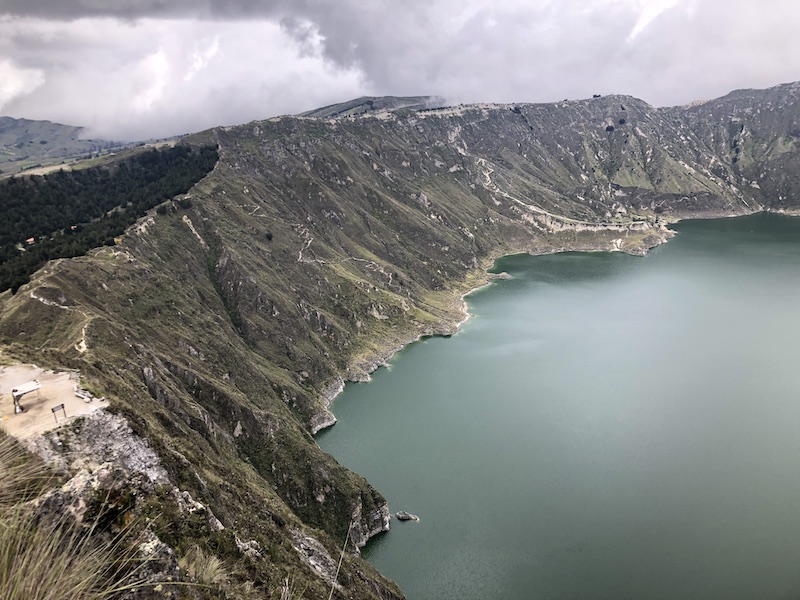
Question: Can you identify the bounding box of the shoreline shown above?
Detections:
[311,295,476,434]
[313,206,794,435]
[310,207,791,556]
[312,218,678,435]
[315,207,800,598]
[311,274,493,435]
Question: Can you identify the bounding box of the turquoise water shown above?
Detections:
[317,213,800,599]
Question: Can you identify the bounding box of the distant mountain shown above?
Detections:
[0,116,125,176]
[300,94,446,118]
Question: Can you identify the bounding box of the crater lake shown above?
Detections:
[316,212,800,600]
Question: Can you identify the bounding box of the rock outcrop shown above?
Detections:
[395,511,419,522]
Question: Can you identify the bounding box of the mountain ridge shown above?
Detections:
[2,81,800,598]
[300,95,446,119]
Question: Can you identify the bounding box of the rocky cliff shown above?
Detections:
[2,81,800,598]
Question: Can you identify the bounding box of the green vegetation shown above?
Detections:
[0,145,218,292]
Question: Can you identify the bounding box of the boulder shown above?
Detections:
[395,511,419,522]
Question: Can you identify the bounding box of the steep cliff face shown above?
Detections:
[2,82,800,598]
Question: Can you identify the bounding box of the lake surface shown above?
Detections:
[316,213,800,599]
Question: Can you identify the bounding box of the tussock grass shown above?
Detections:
[0,507,129,600]
[0,431,154,600]
[178,545,228,587]
[0,432,54,508]
[280,577,300,600]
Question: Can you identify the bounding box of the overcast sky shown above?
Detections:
[1,0,798,140]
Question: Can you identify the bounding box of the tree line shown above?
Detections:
[0,145,218,293]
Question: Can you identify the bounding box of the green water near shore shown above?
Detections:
[317,213,800,599]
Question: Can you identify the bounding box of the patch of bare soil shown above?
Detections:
[0,364,108,440]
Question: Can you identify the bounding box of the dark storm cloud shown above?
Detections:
[0,0,300,20]
[0,0,211,19]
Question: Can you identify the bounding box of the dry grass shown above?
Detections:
[0,431,152,600]
[0,431,54,508]
[0,507,128,600]
[279,577,294,600]
[178,545,228,587]
[278,576,307,600]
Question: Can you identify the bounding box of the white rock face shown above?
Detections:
[349,500,391,549]
[29,410,169,484]
[290,528,341,588]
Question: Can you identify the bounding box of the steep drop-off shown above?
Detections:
[2,81,800,598]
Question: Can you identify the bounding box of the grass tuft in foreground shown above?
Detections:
[0,432,156,600]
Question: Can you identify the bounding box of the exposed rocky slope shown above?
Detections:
[300,95,444,119]
[2,81,800,598]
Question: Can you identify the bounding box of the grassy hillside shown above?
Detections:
[1,81,800,598]
[0,116,128,176]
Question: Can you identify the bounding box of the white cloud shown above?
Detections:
[132,48,170,112]
[184,35,219,81]
[0,17,363,139]
[1,1,800,138]
[0,58,44,110]
[627,0,680,41]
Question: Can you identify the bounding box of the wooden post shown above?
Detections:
[51,403,66,424]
